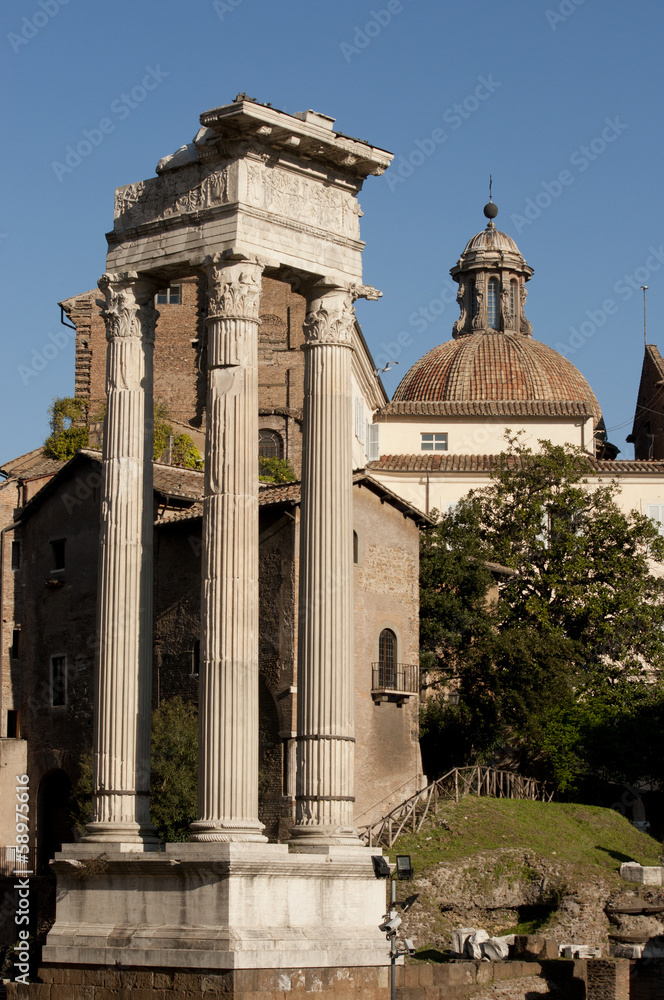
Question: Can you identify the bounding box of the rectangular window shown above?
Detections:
[156,285,182,305]
[7,711,19,738]
[647,504,664,536]
[10,630,20,660]
[367,423,380,462]
[50,538,66,572]
[421,433,448,452]
[355,398,365,443]
[11,540,21,571]
[50,655,67,707]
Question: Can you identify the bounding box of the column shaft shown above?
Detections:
[190,258,266,842]
[84,273,158,847]
[290,288,359,845]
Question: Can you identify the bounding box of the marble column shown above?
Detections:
[190,257,267,842]
[84,272,159,847]
[290,286,360,847]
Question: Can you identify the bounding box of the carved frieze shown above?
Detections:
[114,164,230,231]
[245,160,361,240]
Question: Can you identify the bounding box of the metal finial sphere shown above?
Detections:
[483,201,499,220]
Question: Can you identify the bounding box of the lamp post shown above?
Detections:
[373,854,415,1000]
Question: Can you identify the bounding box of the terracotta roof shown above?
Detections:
[257,481,302,504]
[391,332,602,424]
[156,504,203,525]
[370,454,502,472]
[370,454,664,475]
[0,448,67,481]
[379,400,593,418]
[630,344,664,437]
[16,456,67,480]
[153,463,204,500]
[155,476,430,525]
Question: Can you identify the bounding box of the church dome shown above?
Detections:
[462,228,520,254]
[392,332,602,423]
[388,198,602,426]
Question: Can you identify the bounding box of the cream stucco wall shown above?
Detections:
[377,415,594,458]
[371,467,664,524]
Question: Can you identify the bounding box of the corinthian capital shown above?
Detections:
[97,272,158,344]
[303,288,355,347]
[205,257,263,322]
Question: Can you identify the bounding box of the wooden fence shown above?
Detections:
[358,765,553,848]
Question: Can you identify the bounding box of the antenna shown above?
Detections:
[641,285,648,347]
[489,174,493,202]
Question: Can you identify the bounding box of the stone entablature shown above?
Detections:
[107,99,392,287]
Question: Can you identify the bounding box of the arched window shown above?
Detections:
[509,279,517,321]
[470,278,477,317]
[258,429,284,459]
[378,628,397,688]
[487,278,499,328]
[353,531,359,564]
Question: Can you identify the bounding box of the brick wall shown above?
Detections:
[7,958,591,1000]
[69,275,308,475]
[353,485,423,817]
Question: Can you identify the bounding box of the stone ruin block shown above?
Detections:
[619,862,663,885]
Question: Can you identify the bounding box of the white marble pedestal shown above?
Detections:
[42,842,389,971]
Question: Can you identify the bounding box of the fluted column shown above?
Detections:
[290,286,360,846]
[190,257,267,842]
[84,272,158,847]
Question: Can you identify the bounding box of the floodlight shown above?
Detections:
[371,855,391,879]
[395,855,414,880]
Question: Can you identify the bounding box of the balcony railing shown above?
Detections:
[371,662,419,698]
[0,846,33,878]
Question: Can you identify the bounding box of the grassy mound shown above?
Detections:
[393,796,661,872]
[387,796,663,951]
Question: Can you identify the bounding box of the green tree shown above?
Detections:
[70,696,198,843]
[258,456,297,483]
[150,696,198,842]
[44,397,89,459]
[420,435,664,791]
[153,402,203,468]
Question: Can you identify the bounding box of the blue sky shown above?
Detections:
[1,0,662,462]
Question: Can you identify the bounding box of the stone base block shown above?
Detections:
[41,842,389,970]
